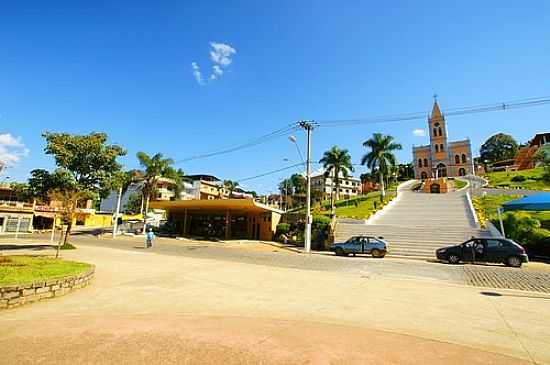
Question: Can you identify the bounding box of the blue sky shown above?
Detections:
[1,1,549,193]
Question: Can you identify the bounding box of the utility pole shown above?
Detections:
[299,121,315,253]
[113,187,123,239]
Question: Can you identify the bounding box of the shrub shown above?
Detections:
[312,215,331,231]
[275,223,290,236]
[510,175,527,182]
[493,212,550,246]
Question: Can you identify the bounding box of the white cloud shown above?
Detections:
[209,42,236,66]
[192,42,236,84]
[413,129,426,137]
[210,65,224,80]
[0,133,29,168]
[191,62,204,85]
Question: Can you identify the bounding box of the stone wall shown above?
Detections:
[0,267,94,310]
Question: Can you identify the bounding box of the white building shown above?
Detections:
[310,169,362,200]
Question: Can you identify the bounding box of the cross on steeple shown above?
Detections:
[433,93,438,102]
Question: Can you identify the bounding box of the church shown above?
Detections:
[413,100,473,180]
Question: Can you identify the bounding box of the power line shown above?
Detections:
[174,123,300,164]
[236,162,304,183]
[316,96,550,127]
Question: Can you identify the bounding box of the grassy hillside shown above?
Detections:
[483,167,550,191]
[289,189,397,220]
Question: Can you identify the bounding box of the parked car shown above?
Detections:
[436,238,528,268]
[331,235,388,258]
[524,237,550,261]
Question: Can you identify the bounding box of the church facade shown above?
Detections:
[413,101,473,180]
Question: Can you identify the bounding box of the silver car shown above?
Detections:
[331,235,389,258]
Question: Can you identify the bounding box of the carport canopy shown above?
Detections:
[502,192,550,212]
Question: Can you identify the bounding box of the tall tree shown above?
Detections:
[136,152,177,215]
[480,133,519,165]
[319,146,354,214]
[41,132,126,247]
[361,133,402,200]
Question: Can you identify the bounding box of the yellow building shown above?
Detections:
[413,100,473,179]
[150,199,282,241]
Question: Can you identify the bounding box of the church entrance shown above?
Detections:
[436,163,447,178]
[430,183,441,193]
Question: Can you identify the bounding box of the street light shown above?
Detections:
[288,135,305,167]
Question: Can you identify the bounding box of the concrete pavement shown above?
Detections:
[1,243,549,364]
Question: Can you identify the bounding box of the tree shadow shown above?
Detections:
[0,244,55,251]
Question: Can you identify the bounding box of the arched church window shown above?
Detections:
[418,159,422,167]
[438,127,443,136]
[435,145,439,153]
[440,144,444,152]
[461,154,467,163]
[424,158,428,167]
[433,128,437,136]
[455,155,460,164]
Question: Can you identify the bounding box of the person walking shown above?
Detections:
[146,228,155,248]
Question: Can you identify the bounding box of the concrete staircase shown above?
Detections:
[334,183,492,258]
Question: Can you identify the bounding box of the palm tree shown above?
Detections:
[361,133,402,200]
[136,152,177,215]
[319,146,354,214]
[223,180,239,198]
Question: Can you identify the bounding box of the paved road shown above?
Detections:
[3,233,550,293]
[2,242,550,364]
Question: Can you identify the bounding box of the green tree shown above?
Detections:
[9,182,32,202]
[136,152,177,214]
[290,173,306,194]
[319,146,354,213]
[480,133,519,165]
[223,180,239,198]
[361,133,402,200]
[125,192,143,215]
[40,132,126,248]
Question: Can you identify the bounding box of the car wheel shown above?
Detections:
[334,248,344,256]
[371,249,382,258]
[506,256,522,268]
[447,254,460,264]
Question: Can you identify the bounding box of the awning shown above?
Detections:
[502,192,550,212]
[150,199,283,214]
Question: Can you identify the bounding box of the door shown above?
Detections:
[430,183,441,193]
[486,239,510,262]
[345,237,362,254]
[363,237,376,253]
[461,240,476,262]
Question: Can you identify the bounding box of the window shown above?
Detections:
[423,158,428,167]
[486,239,500,248]
[418,159,423,167]
[461,154,467,164]
[435,145,439,153]
[433,128,437,136]
[438,127,442,136]
[455,155,460,164]
[440,144,444,152]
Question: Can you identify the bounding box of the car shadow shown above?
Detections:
[480,291,550,300]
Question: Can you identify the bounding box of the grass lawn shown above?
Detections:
[483,167,550,191]
[288,183,399,219]
[454,179,467,190]
[0,256,92,286]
